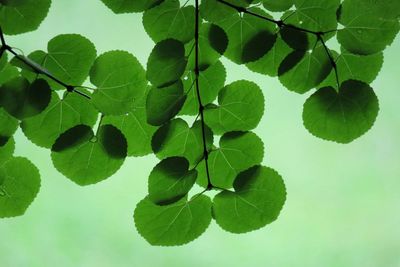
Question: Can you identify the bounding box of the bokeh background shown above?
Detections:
[1,1,399,266]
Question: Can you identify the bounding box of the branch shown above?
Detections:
[0,26,91,99]
[194,0,213,190]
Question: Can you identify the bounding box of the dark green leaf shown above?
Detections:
[51,124,127,186]
[146,80,186,126]
[147,39,187,88]
[148,157,197,204]
[90,50,147,115]
[204,80,264,134]
[0,77,51,120]
[134,194,212,246]
[0,137,14,165]
[263,0,293,12]
[213,165,286,233]
[0,0,50,35]
[0,157,40,218]
[303,80,379,143]
[0,108,18,147]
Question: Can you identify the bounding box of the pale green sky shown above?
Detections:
[1,1,400,266]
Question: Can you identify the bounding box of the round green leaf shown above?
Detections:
[51,124,127,186]
[148,157,197,205]
[90,50,147,115]
[213,165,286,233]
[143,0,195,43]
[152,118,213,167]
[303,80,379,143]
[263,0,293,12]
[21,91,98,148]
[197,131,264,189]
[204,80,264,134]
[0,157,41,218]
[134,194,212,246]
[146,39,187,88]
[0,77,51,120]
[146,80,186,126]
[0,0,50,35]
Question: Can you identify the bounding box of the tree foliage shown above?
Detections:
[0,0,399,246]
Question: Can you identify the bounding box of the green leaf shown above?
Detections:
[0,108,18,147]
[143,0,195,43]
[100,0,161,13]
[0,63,19,86]
[200,0,240,25]
[278,46,332,94]
[246,35,292,77]
[263,0,293,12]
[204,80,264,134]
[186,23,228,70]
[102,87,157,157]
[0,137,14,165]
[148,157,197,204]
[51,124,127,186]
[18,34,97,90]
[303,80,379,143]
[217,7,277,64]
[21,91,98,148]
[197,131,264,189]
[146,80,186,126]
[0,77,51,120]
[337,0,400,55]
[90,50,147,115]
[152,118,213,167]
[213,165,286,233]
[180,60,226,115]
[0,157,40,218]
[147,39,187,88]
[0,0,50,35]
[319,50,383,89]
[134,194,212,246]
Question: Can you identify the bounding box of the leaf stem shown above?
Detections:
[195,0,213,190]
[317,34,340,89]
[0,26,90,99]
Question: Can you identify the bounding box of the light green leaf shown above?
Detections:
[146,80,186,126]
[213,165,286,233]
[134,194,212,246]
[51,124,127,186]
[152,118,213,167]
[0,77,51,120]
[204,80,264,134]
[303,80,379,143]
[180,60,226,115]
[0,157,41,218]
[197,131,264,189]
[0,0,50,35]
[143,0,195,43]
[90,50,147,115]
[0,137,14,165]
[21,91,98,148]
[148,157,197,204]
[147,39,187,88]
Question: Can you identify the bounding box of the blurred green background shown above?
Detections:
[1,1,399,266]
